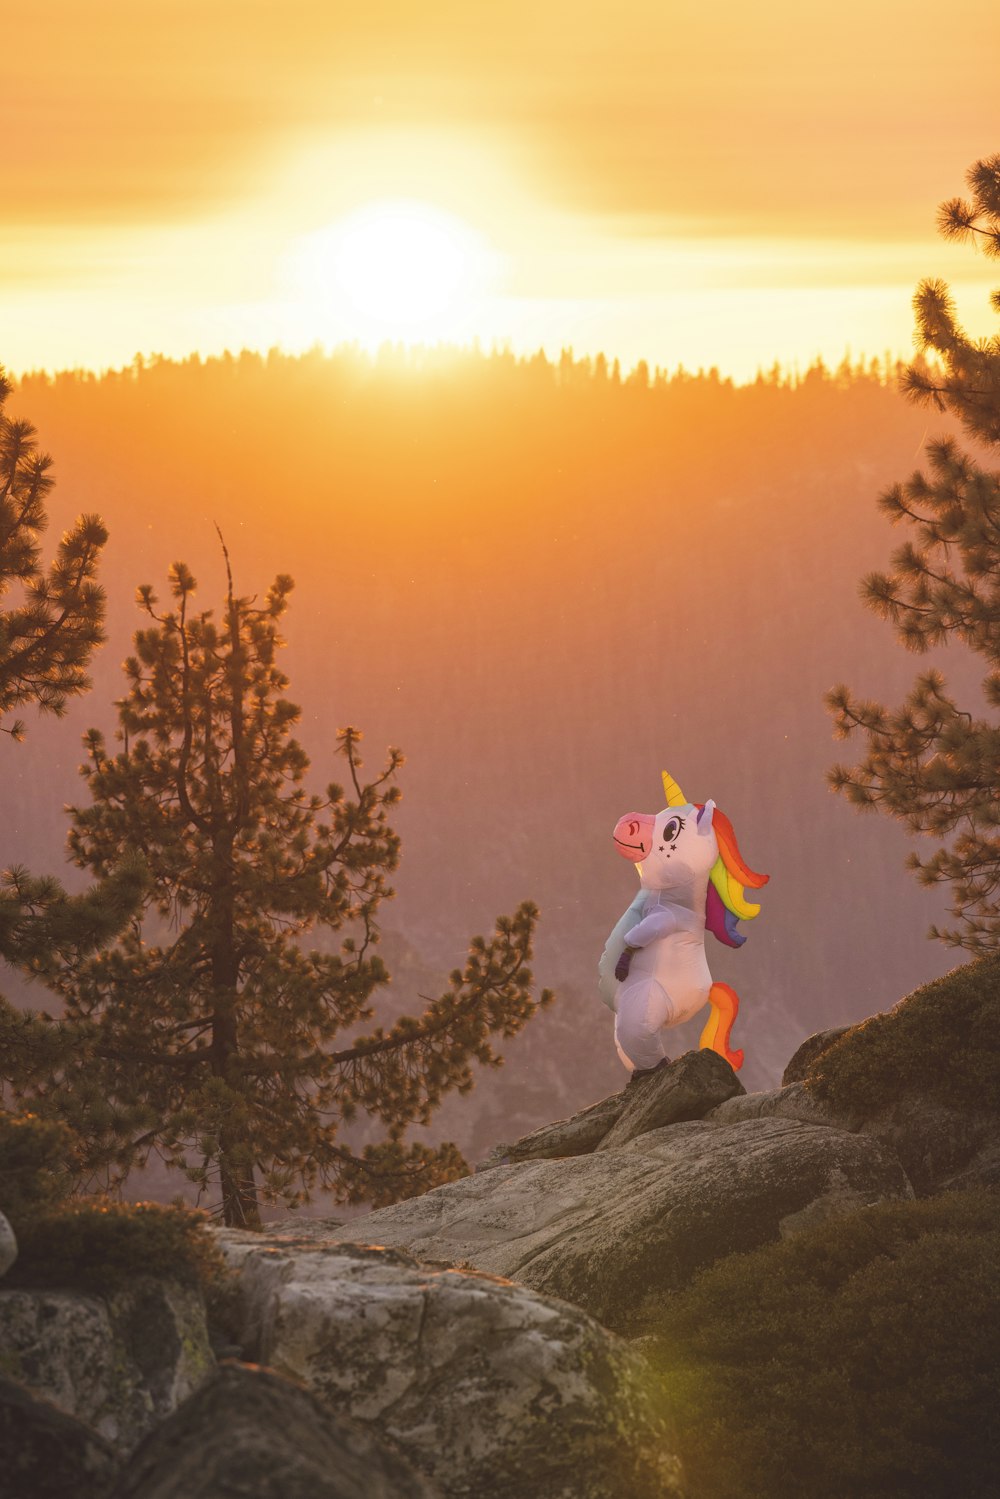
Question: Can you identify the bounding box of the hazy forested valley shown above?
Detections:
[4,345,973,1194]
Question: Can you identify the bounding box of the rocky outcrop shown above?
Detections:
[110,1363,439,1499]
[0,1275,214,1453]
[4,1010,994,1497]
[846,1094,1000,1197]
[597,1047,744,1149]
[306,1112,911,1331]
[476,1046,742,1169]
[212,1233,683,1498]
[479,1092,628,1168]
[780,1025,1000,1195]
[781,1026,851,1085]
[938,1137,1000,1192]
[705,1079,851,1127]
[0,1373,118,1499]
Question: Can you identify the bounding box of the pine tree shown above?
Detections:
[30,552,551,1226]
[0,367,144,1052]
[827,154,1000,951]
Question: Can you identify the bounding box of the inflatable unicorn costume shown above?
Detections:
[599,770,768,1074]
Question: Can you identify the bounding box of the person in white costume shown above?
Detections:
[598,771,768,1079]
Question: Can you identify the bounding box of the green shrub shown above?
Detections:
[0,1111,79,1229]
[3,1200,225,1297]
[806,954,1000,1118]
[647,1193,999,1499]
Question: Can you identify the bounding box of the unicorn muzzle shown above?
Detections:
[613,813,655,861]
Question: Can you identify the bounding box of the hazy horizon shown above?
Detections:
[5,3,998,380]
[5,336,922,388]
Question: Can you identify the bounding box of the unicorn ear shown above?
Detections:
[696,799,716,836]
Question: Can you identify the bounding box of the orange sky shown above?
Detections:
[4,1,998,377]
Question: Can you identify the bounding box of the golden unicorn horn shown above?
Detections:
[661,770,687,807]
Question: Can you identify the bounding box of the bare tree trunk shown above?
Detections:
[218,1131,261,1229]
[209,824,261,1229]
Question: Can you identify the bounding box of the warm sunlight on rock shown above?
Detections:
[290,200,497,342]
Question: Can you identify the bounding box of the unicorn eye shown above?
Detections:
[662,817,683,842]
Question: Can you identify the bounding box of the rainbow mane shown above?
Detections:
[701,804,769,948]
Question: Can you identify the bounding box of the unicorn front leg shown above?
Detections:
[624,905,685,948]
[615,902,686,982]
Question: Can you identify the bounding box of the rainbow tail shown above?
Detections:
[699,982,744,1071]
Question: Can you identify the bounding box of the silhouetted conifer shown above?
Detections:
[33,550,551,1226]
[828,154,1000,951]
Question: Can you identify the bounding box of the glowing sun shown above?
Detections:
[292,200,495,338]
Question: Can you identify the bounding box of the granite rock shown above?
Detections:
[311,1116,912,1331]
[212,1231,683,1498]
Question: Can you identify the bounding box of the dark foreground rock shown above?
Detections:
[110,1362,437,1499]
[287,1115,911,1333]
[0,1373,117,1499]
[212,1235,683,1498]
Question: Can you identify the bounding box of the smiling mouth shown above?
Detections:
[614,838,646,852]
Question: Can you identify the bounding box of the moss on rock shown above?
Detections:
[4,1201,224,1298]
[806,954,1000,1119]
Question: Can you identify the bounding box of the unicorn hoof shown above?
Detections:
[628,1057,671,1086]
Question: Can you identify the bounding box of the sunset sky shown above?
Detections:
[5,0,998,378]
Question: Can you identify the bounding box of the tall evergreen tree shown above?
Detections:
[827,154,1000,951]
[0,366,143,1050]
[29,553,551,1226]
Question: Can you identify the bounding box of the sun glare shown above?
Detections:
[290,200,496,342]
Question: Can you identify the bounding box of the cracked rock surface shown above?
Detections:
[213,1232,683,1499]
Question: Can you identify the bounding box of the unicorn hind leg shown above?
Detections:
[615,979,673,1072]
[699,982,744,1071]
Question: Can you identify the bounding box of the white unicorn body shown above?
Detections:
[599,772,767,1074]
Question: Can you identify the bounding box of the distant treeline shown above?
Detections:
[16,341,904,392]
